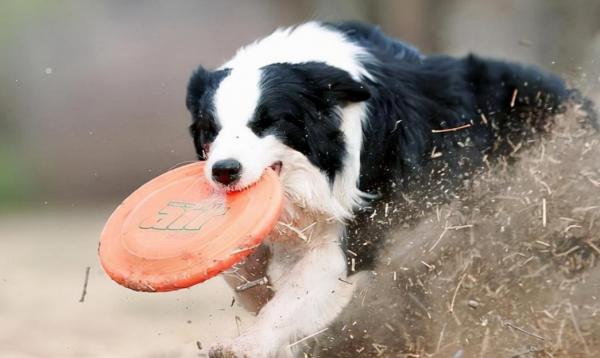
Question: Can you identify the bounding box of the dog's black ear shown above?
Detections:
[186,66,210,113]
[296,62,371,104]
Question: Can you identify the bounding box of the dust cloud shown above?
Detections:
[314,103,600,357]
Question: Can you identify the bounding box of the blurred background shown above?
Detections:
[0,1,599,356]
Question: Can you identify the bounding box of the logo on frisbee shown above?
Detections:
[139,200,228,231]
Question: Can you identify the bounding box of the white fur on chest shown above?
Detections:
[266,204,343,291]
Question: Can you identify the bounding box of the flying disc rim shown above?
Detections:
[98,162,283,292]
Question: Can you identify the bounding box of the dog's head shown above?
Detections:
[185,62,370,219]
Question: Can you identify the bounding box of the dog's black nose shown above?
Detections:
[212,159,242,186]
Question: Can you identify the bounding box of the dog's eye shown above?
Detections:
[282,113,301,124]
[259,112,278,125]
[201,143,211,159]
[250,111,281,136]
[193,113,220,138]
[189,116,219,160]
[196,117,214,131]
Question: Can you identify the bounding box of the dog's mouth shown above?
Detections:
[270,161,282,175]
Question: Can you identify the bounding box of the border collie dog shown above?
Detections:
[186,21,579,357]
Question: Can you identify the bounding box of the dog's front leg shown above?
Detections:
[222,244,273,313]
[210,224,358,357]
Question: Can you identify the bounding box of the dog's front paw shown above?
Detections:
[208,331,286,358]
[208,343,244,358]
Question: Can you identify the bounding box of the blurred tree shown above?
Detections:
[0,0,52,205]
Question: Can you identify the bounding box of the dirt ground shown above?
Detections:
[0,206,252,357]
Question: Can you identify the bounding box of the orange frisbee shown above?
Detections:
[99,162,283,292]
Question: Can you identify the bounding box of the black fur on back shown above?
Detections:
[336,22,587,271]
[324,21,423,63]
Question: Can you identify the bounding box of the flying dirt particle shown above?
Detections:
[468,299,480,309]
[79,266,91,303]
